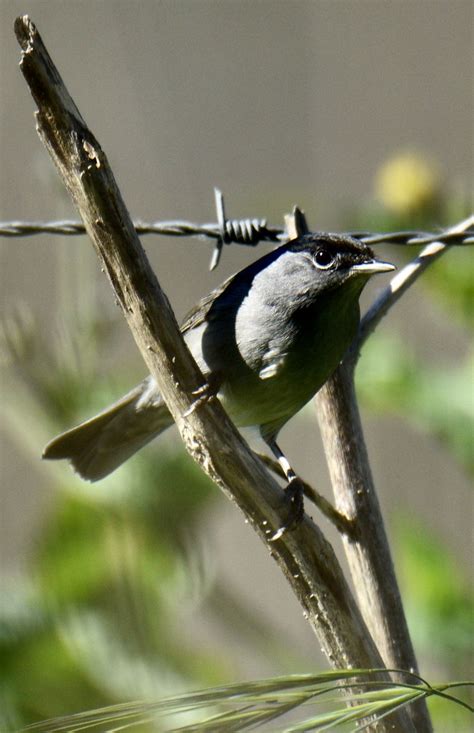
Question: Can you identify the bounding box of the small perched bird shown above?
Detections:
[43,233,393,527]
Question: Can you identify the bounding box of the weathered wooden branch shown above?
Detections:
[15,17,409,730]
[314,217,472,733]
[290,191,436,733]
[316,371,432,733]
[316,364,418,670]
[314,265,474,733]
[14,15,424,731]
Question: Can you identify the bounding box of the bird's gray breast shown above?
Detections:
[210,253,326,425]
[234,286,298,380]
[186,250,359,429]
[233,251,318,378]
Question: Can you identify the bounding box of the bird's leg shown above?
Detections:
[266,439,305,540]
[183,372,221,417]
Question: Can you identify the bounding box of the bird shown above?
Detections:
[43,232,393,528]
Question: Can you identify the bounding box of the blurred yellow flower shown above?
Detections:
[375,151,441,216]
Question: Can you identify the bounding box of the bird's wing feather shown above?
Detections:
[180,243,293,334]
[180,272,237,333]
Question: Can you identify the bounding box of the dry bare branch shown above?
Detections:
[14,16,419,731]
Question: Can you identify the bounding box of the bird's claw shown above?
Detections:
[183,381,218,417]
[269,477,305,541]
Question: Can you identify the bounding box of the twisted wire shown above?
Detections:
[0,219,472,247]
[348,229,474,246]
[0,218,280,242]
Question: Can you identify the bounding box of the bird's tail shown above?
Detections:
[42,380,174,481]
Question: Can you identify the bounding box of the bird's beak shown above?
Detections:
[351,259,395,274]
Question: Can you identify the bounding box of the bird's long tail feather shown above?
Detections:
[43,381,173,481]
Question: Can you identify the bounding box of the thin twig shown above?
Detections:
[256,452,354,536]
[355,214,474,352]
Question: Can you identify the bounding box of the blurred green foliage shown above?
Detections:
[424,245,474,328]
[1,313,293,729]
[395,518,473,671]
[1,151,473,730]
[356,335,474,475]
[395,519,474,731]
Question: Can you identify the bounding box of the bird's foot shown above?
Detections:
[183,378,219,417]
[270,477,305,541]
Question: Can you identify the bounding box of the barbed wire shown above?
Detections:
[1,219,472,244]
[0,218,282,242]
[1,187,472,270]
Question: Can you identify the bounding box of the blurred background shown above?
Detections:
[1,1,472,730]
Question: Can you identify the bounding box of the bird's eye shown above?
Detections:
[314,249,335,269]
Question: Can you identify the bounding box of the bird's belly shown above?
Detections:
[218,356,330,428]
[191,291,360,430]
[220,311,359,428]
